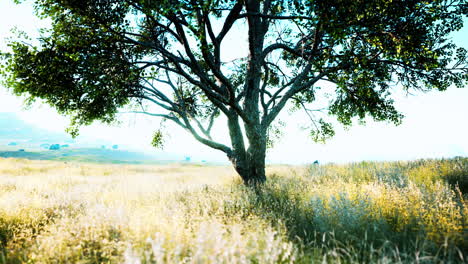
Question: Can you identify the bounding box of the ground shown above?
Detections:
[0,157,467,263]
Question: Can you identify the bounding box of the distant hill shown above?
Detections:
[0,112,72,143]
[0,112,183,164]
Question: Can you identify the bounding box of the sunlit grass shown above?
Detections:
[0,157,467,263]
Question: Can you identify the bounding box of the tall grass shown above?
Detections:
[0,157,466,263]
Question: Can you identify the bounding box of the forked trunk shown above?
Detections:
[231,133,267,186]
[234,155,266,185]
[226,111,267,186]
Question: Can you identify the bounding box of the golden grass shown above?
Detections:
[0,157,467,263]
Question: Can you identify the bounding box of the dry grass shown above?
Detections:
[0,157,467,263]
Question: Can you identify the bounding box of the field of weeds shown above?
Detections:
[0,157,467,263]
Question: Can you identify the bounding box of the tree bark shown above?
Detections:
[228,123,267,185]
[244,134,267,185]
[228,0,267,186]
[232,149,267,186]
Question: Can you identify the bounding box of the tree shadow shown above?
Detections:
[240,174,465,262]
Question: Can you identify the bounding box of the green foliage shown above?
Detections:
[0,0,467,173]
[266,120,285,149]
[282,0,467,129]
[151,129,164,149]
[2,31,141,136]
[309,118,335,143]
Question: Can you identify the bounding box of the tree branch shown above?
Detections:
[238,13,316,20]
[263,67,327,127]
[180,111,232,155]
[217,2,244,43]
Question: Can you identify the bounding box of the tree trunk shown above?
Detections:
[244,150,267,185]
[227,0,268,186]
[231,130,267,186]
[229,152,267,186]
[233,154,266,186]
[226,110,267,186]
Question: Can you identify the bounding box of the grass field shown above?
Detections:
[0,157,467,263]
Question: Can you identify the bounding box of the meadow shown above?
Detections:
[0,157,467,263]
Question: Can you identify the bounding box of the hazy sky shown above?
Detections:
[0,0,467,164]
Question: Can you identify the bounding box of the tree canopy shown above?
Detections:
[2,0,467,184]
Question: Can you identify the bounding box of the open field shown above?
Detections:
[0,157,467,263]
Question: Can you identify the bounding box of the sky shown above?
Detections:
[0,0,467,164]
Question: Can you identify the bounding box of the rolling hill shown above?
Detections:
[0,112,178,164]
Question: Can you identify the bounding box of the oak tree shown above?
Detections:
[2,0,467,184]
